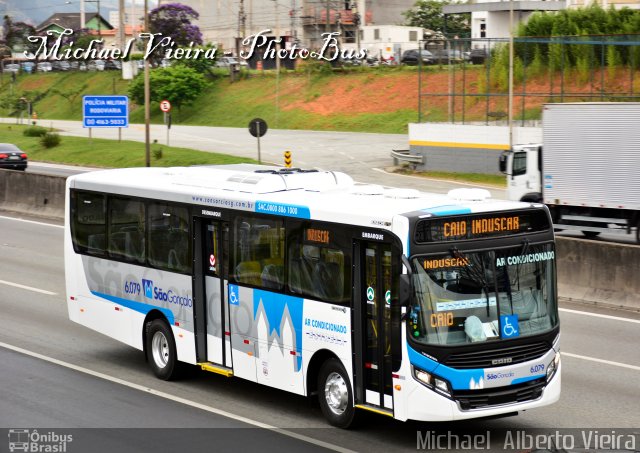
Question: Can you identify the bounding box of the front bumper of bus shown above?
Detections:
[402,359,561,422]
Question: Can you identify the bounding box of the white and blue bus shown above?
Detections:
[64,164,560,427]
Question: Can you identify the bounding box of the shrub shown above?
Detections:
[23,126,48,137]
[40,132,61,148]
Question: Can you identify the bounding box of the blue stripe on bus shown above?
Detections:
[423,205,473,216]
[90,291,176,325]
[511,375,545,385]
[255,201,310,219]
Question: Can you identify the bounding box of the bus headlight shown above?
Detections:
[412,366,451,396]
[546,352,561,382]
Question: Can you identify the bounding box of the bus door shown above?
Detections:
[193,218,232,368]
[353,241,394,412]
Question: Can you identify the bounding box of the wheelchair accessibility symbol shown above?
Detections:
[229,284,239,305]
[500,314,520,338]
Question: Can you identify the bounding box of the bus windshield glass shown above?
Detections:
[409,243,557,346]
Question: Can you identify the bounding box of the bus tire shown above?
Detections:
[146,319,180,380]
[581,231,600,239]
[317,358,355,428]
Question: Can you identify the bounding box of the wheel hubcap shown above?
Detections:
[151,331,169,369]
[324,372,348,416]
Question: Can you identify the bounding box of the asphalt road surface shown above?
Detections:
[0,213,639,453]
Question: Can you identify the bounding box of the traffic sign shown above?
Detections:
[160,100,172,113]
[83,95,129,128]
[249,118,268,138]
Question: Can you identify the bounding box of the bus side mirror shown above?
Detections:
[499,152,508,173]
[399,273,411,307]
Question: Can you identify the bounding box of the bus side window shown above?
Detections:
[108,197,145,264]
[287,223,350,304]
[147,203,191,274]
[72,191,106,256]
[232,216,284,290]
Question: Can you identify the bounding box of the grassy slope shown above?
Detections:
[0,124,255,168]
[1,68,421,134]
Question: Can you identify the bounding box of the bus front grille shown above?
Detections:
[444,342,550,369]
[452,378,546,411]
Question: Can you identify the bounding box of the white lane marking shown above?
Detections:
[0,215,64,229]
[562,352,640,372]
[559,308,640,324]
[0,280,57,296]
[0,341,356,453]
[338,152,356,161]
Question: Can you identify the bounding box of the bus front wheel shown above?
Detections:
[146,319,180,380]
[317,358,355,428]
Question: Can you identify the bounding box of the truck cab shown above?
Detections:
[499,144,542,203]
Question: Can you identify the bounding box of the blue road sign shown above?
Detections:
[83,95,129,128]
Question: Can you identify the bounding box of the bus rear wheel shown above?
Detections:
[146,319,180,380]
[317,358,355,428]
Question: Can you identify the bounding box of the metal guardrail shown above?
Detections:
[390,149,424,167]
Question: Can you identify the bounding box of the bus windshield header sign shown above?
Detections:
[415,210,550,243]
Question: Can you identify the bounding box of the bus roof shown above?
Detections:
[68,165,533,227]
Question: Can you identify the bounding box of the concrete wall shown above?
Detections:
[1,170,638,311]
[556,237,640,311]
[408,123,542,174]
[0,169,67,219]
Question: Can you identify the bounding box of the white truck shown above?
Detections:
[500,102,640,243]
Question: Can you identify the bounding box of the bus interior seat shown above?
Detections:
[289,257,313,295]
[312,261,342,300]
[261,264,284,290]
[235,260,262,286]
[87,233,105,254]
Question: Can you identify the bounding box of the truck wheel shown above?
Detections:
[317,359,356,428]
[581,231,600,239]
[146,319,181,380]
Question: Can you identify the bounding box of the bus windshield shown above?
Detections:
[409,243,558,346]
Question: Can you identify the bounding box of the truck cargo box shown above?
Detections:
[542,102,640,211]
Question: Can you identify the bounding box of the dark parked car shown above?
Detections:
[0,143,28,170]
[431,49,464,64]
[400,49,434,66]
[470,48,488,65]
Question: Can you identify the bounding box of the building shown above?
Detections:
[359,25,429,61]
[177,0,419,52]
[36,12,113,35]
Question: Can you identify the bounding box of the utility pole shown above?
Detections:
[144,0,151,167]
[81,0,86,29]
[290,0,296,43]
[237,0,246,57]
[325,0,330,34]
[118,0,125,49]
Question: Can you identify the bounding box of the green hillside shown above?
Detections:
[0,68,422,134]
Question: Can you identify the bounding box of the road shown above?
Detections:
[15,118,507,198]
[0,212,639,452]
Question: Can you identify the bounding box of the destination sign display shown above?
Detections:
[415,210,550,243]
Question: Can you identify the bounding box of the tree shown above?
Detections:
[172,43,218,75]
[403,0,470,38]
[148,3,203,46]
[4,18,38,54]
[128,66,206,112]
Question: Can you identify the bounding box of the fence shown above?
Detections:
[417,35,640,124]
